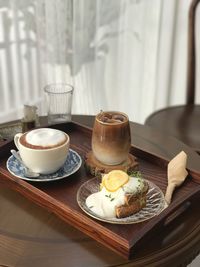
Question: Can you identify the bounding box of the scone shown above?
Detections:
[86,170,149,219]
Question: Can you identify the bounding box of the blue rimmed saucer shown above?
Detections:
[6,149,82,182]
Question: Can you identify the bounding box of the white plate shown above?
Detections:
[7,149,82,182]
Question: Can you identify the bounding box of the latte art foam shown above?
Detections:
[22,128,67,149]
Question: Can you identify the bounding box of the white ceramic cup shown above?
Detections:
[14,130,70,174]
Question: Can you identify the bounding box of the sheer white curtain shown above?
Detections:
[0,0,196,124]
[39,0,162,122]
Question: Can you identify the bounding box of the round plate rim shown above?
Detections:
[77,177,166,224]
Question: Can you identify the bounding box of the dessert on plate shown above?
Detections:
[86,170,149,219]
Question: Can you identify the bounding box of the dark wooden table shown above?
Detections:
[0,115,200,267]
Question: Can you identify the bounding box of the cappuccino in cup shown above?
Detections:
[20,128,68,149]
[14,128,70,174]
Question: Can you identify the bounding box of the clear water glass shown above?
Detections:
[44,83,74,124]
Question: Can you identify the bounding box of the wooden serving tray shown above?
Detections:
[0,122,200,259]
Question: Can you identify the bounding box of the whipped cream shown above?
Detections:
[86,177,145,218]
[26,128,66,147]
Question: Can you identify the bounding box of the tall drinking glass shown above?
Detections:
[92,111,131,165]
[44,83,74,124]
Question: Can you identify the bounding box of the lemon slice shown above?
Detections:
[103,170,129,192]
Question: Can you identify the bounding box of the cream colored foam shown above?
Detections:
[86,177,145,218]
[26,128,66,148]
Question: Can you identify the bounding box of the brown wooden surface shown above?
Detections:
[145,105,200,154]
[186,0,199,105]
[2,121,198,259]
[85,151,139,176]
[145,0,200,153]
[0,115,200,266]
